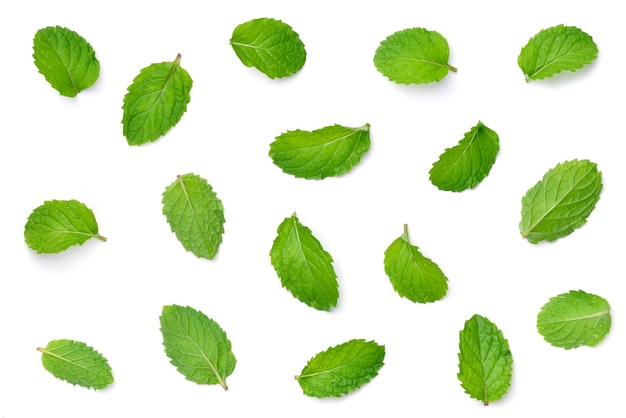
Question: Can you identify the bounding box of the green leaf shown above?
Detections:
[518,24,598,81]
[458,314,513,406]
[520,159,602,244]
[230,17,306,79]
[269,123,371,179]
[429,121,499,192]
[537,290,611,349]
[160,305,236,390]
[383,224,448,303]
[162,173,225,259]
[24,199,106,254]
[269,213,338,311]
[33,26,100,97]
[122,53,192,146]
[295,339,385,398]
[37,339,113,390]
[374,27,457,85]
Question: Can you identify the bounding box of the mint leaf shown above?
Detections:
[37,339,113,390]
[269,213,338,311]
[383,224,448,303]
[520,159,602,243]
[429,121,499,192]
[24,199,106,254]
[162,173,225,259]
[374,27,457,85]
[160,305,236,390]
[537,290,611,349]
[269,123,370,179]
[122,53,192,146]
[458,314,513,406]
[295,339,385,398]
[33,26,100,97]
[518,25,598,81]
[230,17,306,79]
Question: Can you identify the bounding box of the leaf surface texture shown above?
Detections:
[296,339,385,398]
[160,305,236,390]
[269,123,370,179]
[520,159,602,243]
[162,173,225,259]
[269,213,338,311]
[122,54,192,145]
[537,290,611,349]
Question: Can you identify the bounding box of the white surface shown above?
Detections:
[1,0,623,416]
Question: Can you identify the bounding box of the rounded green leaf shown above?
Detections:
[38,339,113,390]
[374,27,457,85]
[230,17,306,79]
[537,290,611,349]
[33,26,100,97]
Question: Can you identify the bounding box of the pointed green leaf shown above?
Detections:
[38,339,113,390]
[269,123,370,179]
[162,173,225,259]
[458,314,513,406]
[374,27,457,85]
[295,339,385,398]
[520,159,602,243]
[518,25,598,81]
[269,213,338,311]
[429,121,499,192]
[537,290,611,349]
[24,199,106,254]
[160,305,236,390]
[122,53,192,145]
[33,26,100,97]
[230,17,306,79]
[383,224,448,303]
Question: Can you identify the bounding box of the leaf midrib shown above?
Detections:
[542,309,609,324]
[177,175,214,256]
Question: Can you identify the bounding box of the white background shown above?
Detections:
[1,0,623,416]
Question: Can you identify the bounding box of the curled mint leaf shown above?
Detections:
[429,121,499,192]
[24,199,106,254]
[160,305,236,390]
[458,314,513,406]
[230,17,306,79]
[374,27,457,85]
[33,26,100,97]
[537,290,611,349]
[161,173,225,259]
[122,53,192,146]
[269,123,370,179]
[383,224,448,303]
[269,213,338,311]
[518,24,598,81]
[38,339,113,390]
[520,159,602,243]
[295,339,385,398]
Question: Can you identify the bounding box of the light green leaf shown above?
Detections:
[269,213,338,311]
[24,199,106,254]
[162,173,225,259]
[520,159,602,244]
[295,339,385,398]
[38,339,113,390]
[374,27,457,85]
[122,53,192,146]
[230,17,306,79]
[269,123,370,179]
[458,314,513,406]
[518,24,598,81]
[33,26,100,97]
[537,290,611,349]
[160,305,236,390]
[429,121,499,192]
[383,224,448,303]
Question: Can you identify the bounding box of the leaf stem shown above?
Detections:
[96,234,107,242]
[447,64,458,73]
